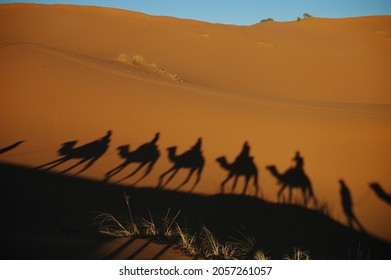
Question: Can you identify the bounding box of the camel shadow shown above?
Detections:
[0,141,25,155]
[157,138,204,193]
[369,182,391,206]
[104,133,160,185]
[216,142,261,197]
[339,179,366,233]
[265,151,317,207]
[35,131,111,176]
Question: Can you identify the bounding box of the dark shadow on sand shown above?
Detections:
[0,141,24,155]
[370,183,391,206]
[216,141,260,197]
[127,239,153,260]
[0,162,390,260]
[103,237,137,260]
[35,131,111,176]
[104,133,160,185]
[157,138,204,193]
[266,151,317,207]
[339,179,366,233]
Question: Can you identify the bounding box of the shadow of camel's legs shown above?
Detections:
[194,167,203,187]
[277,184,287,203]
[105,162,129,181]
[253,174,261,197]
[242,176,250,195]
[132,160,157,185]
[188,167,203,193]
[58,158,89,175]
[221,173,234,194]
[158,167,178,189]
[35,157,69,171]
[175,168,196,191]
[302,187,308,206]
[117,162,147,183]
[73,156,101,176]
[231,175,239,193]
[288,187,293,203]
[157,166,174,188]
[163,168,179,188]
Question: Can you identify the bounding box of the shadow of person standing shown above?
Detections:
[339,179,366,233]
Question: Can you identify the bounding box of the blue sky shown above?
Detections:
[1,0,391,25]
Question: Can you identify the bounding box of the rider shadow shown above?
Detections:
[104,133,160,185]
[216,141,260,197]
[369,182,391,206]
[265,151,317,207]
[157,138,204,193]
[35,130,112,176]
[0,141,25,155]
[339,179,366,233]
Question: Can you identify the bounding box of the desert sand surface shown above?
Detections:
[1,3,391,254]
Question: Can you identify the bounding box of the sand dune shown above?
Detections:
[1,3,391,244]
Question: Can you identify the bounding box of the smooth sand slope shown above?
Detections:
[1,4,391,244]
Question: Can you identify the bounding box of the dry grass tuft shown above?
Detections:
[254,250,270,260]
[175,224,198,256]
[284,247,311,260]
[93,212,139,238]
[94,192,316,260]
[200,227,221,259]
[116,52,184,82]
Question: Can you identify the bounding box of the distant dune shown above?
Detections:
[0,3,390,252]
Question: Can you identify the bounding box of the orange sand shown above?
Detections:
[1,4,390,242]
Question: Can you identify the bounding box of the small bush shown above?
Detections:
[303,13,312,19]
[132,54,145,64]
[117,52,132,64]
[117,52,184,82]
[260,18,274,23]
